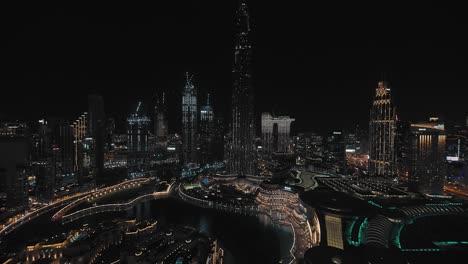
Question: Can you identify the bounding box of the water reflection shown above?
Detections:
[3,197,293,264]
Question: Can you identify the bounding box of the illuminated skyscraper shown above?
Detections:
[369,81,396,176]
[228,0,255,175]
[72,113,88,183]
[31,119,55,199]
[127,102,151,177]
[59,121,74,181]
[154,91,168,142]
[408,118,446,194]
[199,94,215,164]
[182,73,198,164]
[345,125,363,155]
[45,118,74,184]
[261,113,295,154]
[325,130,346,174]
[294,133,324,160]
[105,117,116,150]
[395,120,411,182]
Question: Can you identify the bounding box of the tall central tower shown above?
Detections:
[228,0,255,175]
[127,102,151,178]
[88,94,105,183]
[182,72,198,164]
[369,81,396,176]
[199,94,215,165]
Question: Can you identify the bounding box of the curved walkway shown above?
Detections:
[52,178,151,221]
[61,182,173,223]
[0,192,88,236]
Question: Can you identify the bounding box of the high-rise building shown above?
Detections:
[34,162,55,200]
[154,91,168,142]
[0,122,28,136]
[127,102,151,177]
[345,126,363,155]
[106,117,116,150]
[0,136,29,208]
[51,121,72,180]
[408,118,446,194]
[293,133,324,166]
[445,131,467,185]
[88,94,105,183]
[369,81,396,176]
[72,113,88,183]
[325,131,346,174]
[31,119,55,199]
[227,0,255,175]
[182,73,198,164]
[31,119,50,162]
[261,113,295,155]
[212,117,225,161]
[60,121,74,182]
[395,120,411,182]
[46,118,75,185]
[199,94,215,165]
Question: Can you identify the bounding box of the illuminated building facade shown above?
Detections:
[72,113,88,183]
[261,113,295,155]
[295,133,324,158]
[181,73,198,164]
[42,118,75,185]
[58,121,74,182]
[408,118,446,194]
[324,214,344,249]
[31,119,57,199]
[212,117,225,161]
[324,131,346,174]
[445,132,467,185]
[105,117,115,150]
[228,0,255,175]
[199,94,215,164]
[32,125,45,161]
[395,120,411,182]
[293,133,324,166]
[154,91,168,142]
[345,126,363,155]
[369,81,396,176]
[0,122,28,136]
[127,102,151,177]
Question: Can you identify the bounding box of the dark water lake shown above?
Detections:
[2,197,293,264]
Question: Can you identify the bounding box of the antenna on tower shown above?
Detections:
[135,101,141,115]
[184,72,194,90]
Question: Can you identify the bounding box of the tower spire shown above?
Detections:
[182,72,198,164]
[229,0,255,175]
[235,0,250,33]
[185,72,194,91]
[135,101,141,115]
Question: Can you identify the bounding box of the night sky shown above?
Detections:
[1,1,467,134]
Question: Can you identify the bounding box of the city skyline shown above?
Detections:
[1,2,467,133]
[1,2,468,264]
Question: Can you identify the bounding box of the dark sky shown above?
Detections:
[1,1,467,134]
